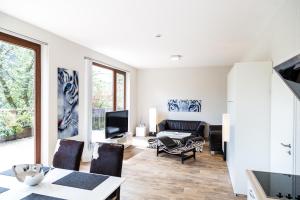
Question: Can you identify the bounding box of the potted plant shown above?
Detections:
[0,112,15,142]
[16,111,32,139]
[0,125,15,142]
[0,112,26,142]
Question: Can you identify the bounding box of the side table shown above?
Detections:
[136,126,146,137]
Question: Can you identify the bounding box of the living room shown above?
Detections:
[0,0,299,200]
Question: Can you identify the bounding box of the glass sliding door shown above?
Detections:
[92,65,113,141]
[91,63,126,142]
[0,32,41,170]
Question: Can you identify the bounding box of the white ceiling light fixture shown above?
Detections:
[170,55,182,61]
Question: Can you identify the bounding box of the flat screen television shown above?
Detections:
[105,110,128,139]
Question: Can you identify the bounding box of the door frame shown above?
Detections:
[0,32,41,163]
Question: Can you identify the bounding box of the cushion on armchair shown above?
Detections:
[158,136,179,150]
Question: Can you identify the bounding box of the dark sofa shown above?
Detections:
[158,120,205,137]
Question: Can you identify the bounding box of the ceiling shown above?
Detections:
[0,0,285,68]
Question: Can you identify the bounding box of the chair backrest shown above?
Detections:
[90,143,124,177]
[158,136,178,149]
[52,139,84,171]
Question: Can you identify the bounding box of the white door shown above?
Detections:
[270,72,294,174]
[0,34,41,170]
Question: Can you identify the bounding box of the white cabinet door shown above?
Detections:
[270,72,294,174]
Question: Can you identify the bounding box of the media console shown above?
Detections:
[102,133,130,148]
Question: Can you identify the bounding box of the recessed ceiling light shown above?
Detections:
[170,55,182,61]
[155,34,162,38]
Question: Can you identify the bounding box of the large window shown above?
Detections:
[0,32,41,169]
[91,63,126,141]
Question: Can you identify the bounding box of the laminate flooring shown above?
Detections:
[81,141,246,200]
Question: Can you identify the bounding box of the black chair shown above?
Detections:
[90,143,124,200]
[157,136,196,164]
[52,139,84,171]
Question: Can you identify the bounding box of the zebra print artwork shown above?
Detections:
[168,99,201,112]
[58,68,79,139]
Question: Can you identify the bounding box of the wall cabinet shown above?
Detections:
[227,62,272,194]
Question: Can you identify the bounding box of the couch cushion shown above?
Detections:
[166,120,202,131]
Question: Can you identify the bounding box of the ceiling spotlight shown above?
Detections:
[155,34,162,38]
[170,55,182,61]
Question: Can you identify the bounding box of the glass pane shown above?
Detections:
[0,40,35,170]
[116,73,125,111]
[92,65,113,141]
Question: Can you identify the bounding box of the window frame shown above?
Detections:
[0,32,41,164]
[92,62,126,111]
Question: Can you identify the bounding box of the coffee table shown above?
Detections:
[156,131,191,140]
[148,131,205,152]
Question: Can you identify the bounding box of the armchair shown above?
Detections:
[208,125,222,155]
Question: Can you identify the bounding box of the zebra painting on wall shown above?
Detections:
[168,99,201,112]
[57,68,79,139]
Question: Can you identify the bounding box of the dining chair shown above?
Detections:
[52,139,84,171]
[90,143,124,200]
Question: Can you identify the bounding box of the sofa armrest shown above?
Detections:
[194,122,205,137]
[158,120,167,132]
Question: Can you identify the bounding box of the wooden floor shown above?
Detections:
[81,144,246,200]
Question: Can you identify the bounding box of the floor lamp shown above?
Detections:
[149,108,157,136]
[222,114,230,161]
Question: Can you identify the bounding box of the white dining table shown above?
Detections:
[0,168,125,200]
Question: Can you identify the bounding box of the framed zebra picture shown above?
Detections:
[57,68,79,139]
[168,99,201,112]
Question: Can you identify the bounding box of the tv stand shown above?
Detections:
[111,134,124,139]
[101,133,130,148]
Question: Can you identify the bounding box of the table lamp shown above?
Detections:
[222,113,230,161]
[149,107,157,136]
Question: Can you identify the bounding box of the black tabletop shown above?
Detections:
[253,171,300,199]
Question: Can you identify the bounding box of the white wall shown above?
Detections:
[267,0,300,174]
[243,0,300,175]
[0,12,137,163]
[224,0,300,195]
[269,0,300,66]
[136,67,230,135]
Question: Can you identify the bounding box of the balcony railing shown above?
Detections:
[0,109,33,142]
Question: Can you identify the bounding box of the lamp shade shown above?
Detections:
[222,113,230,142]
[149,108,157,132]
